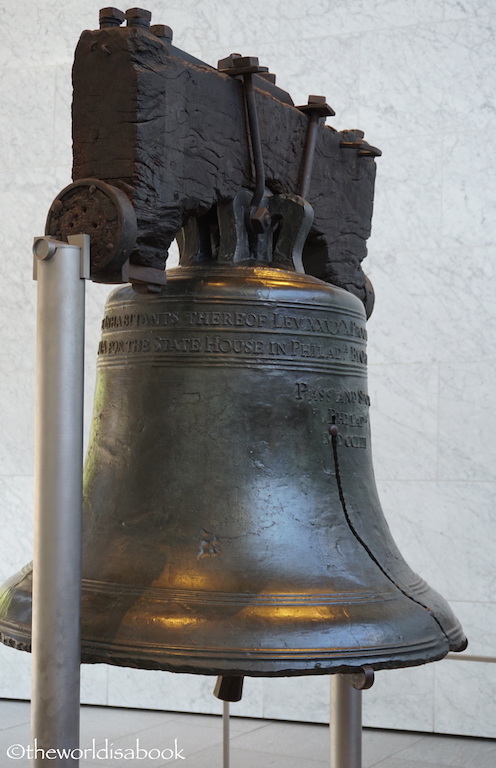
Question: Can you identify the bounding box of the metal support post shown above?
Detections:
[222,701,230,768]
[330,670,374,768]
[31,235,89,767]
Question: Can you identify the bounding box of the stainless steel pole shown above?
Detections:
[222,701,230,768]
[330,675,362,768]
[31,235,89,767]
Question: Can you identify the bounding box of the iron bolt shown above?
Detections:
[99,7,125,28]
[217,53,242,71]
[250,207,271,234]
[297,95,335,118]
[151,24,173,42]
[217,53,268,75]
[125,7,152,26]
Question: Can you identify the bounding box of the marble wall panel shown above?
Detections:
[262,675,329,723]
[434,659,496,737]
[0,67,56,172]
[367,363,438,481]
[53,64,74,173]
[147,0,283,54]
[107,666,264,719]
[0,1,94,70]
[253,34,361,129]
[0,371,35,477]
[438,363,496,483]
[435,247,493,365]
[376,480,496,605]
[277,0,445,39]
[365,248,441,365]
[359,25,447,138]
[442,132,496,250]
[80,664,109,707]
[0,645,31,701]
[443,0,496,19]
[363,663,435,732]
[368,134,443,255]
[360,15,496,138]
[437,17,496,133]
[0,166,72,259]
[0,476,33,575]
[448,601,496,658]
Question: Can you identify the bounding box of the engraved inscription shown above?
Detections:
[336,389,371,406]
[327,408,368,428]
[203,336,264,354]
[272,312,367,339]
[101,307,367,339]
[99,303,368,367]
[185,311,269,328]
[101,312,180,330]
[295,382,334,402]
[268,339,342,359]
[98,332,368,365]
[154,337,201,353]
[294,383,371,406]
[334,434,367,449]
[293,382,370,449]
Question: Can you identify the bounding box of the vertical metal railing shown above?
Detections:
[31,235,89,767]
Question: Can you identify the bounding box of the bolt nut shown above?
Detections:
[217,53,242,70]
[218,54,268,75]
[99,7,125,28]
[125,7,152,26]
[308,95,327,105]
[151,24,173,42]
[297,95,335,118]
[250,206,271,234]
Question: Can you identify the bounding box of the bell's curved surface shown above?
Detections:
[0,265,466,675]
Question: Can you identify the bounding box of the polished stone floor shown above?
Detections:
[0,699,495,767]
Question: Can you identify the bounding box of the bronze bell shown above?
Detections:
[0,204,466,676]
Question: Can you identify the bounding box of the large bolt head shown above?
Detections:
[250,206,271,234]
[125,7,152,25]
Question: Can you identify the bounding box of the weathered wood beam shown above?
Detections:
[71,14,379,305]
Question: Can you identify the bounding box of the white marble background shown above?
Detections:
[0,0,495,738]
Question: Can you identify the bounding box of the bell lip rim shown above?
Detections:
[0,624,460,677]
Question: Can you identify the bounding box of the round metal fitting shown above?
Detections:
[33,238,57,261]
[45,179,137,282]
[250,206,271,234]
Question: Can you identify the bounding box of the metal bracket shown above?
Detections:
[347,665,375,690]
[45,178,138,283]
[33,234,90,282]
[268,193,314,273]
[296,95,335,201]
[218,54,271,235]
[213,675,244,702]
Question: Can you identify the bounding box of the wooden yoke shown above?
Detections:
[48,8,380,312]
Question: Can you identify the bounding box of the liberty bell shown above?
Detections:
[0,9,466,692]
